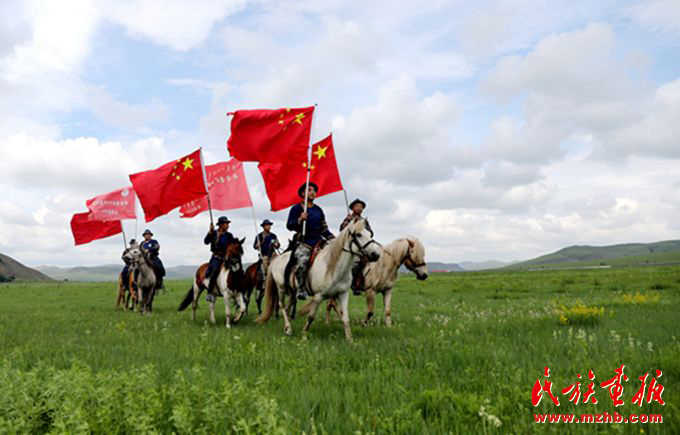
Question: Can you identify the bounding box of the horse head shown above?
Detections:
[347,217,381,262]
[402,238,428,280]
[225,237,246,271]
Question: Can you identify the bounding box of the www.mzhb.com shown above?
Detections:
[534,412,663,423]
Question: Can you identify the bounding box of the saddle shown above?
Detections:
[284,240,327,292]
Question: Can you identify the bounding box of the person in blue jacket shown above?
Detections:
[140,229,165,290]
[286,182,334,300]
[204,216,237,298]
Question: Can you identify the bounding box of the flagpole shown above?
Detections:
[302,103,318,238]
[199,147,214,226]
[134,195,139,239]
[250,207,264,260]
[342,189,350,211]
[121,223,127,249]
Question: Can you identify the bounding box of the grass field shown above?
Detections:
[1,266,678,433]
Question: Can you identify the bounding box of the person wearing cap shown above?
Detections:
[286,182,335,300]
[140,229,165,290]
[121,238,138,293]
[204,216,237,297]
[253,219,280,285]
[340,198,374,294]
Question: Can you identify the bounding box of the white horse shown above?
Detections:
[257,217,381,341]
[124,247,157,314]
[315,237,428,327]
[178,238,248,328]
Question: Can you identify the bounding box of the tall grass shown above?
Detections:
[1,266,678,433]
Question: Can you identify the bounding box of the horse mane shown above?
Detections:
[324,217,365,272]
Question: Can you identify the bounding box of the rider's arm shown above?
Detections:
[204,231,214,245]
[320,210,335,240]
[287,205,303,232]
[253,233,260,250]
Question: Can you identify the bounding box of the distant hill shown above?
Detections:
[506,240,680,270]
[0,253,52,282]
[399,261,464,273]
[459,260,513,271]
[36,264,200,282]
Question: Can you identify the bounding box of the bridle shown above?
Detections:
[343,231,380,257]
[403,246,426,270]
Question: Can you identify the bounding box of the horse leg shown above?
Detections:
[301,294,322,338]
[223,291,231,329]
[256,287,264,315]
[209,298,216,324]
[338,291,353,342]
[279,288,293,336]
[233,292,246,324]
[325,300,332,324]
[191,284,199,321]
[363,289,376,326]
[384,289,393,327]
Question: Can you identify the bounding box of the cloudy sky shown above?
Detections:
[1,0,679,267]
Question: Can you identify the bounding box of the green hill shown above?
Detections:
[507,240,680,270]
[0,253,53,282]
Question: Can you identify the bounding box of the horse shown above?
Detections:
[115,265,137,310]
[256,217,381,342]
[124,247,157,314]
[177,238,247,328]
[243,260,260,315]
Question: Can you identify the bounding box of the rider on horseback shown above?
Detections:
[121,238,138,293]
[140,229,165,290]
[204,216,237,300]
[286,182,335,300]
[253,219,280,286]
[340,198,373,295]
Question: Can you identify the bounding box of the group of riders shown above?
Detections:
[121,182,372,300]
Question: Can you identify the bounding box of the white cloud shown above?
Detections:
[630,0,680,38]
[87,86,169,130]
[103,0,248,51]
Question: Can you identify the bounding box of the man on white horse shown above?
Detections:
[204,216,237,302]
[340,198,373,295]
[286,182,335,300]
[141,229,165,291]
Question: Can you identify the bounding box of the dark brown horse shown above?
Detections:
[243,259,262,314]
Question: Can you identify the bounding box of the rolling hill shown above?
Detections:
[0,253,53,282]
[506,240,680,270]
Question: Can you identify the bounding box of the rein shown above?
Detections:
[342,232,380,257]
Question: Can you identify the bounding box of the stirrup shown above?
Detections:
[296,289,308,300]
[206,293,216,303]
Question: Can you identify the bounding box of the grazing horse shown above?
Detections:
[178,238,247,328]
[256,217,381,342]
[124,247,157,314]
[115,266,137,310]
[318,237,428,327]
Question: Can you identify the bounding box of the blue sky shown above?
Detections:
[1,0,679,267]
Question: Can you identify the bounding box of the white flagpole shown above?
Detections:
[121,224,127,249]
[198,147,214,226]
[302,103,318,238]
[250,207,264,260]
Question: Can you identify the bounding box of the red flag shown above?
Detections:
[71,212,122,245]
[129,149,208,222]
[86,187,136,221]
[180,159,253,218]
[258,134,343,211]
[227,106,314,162]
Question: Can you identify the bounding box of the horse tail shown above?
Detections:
[256,268,277,324]
[297,299,315,317]
[177,285,194,311]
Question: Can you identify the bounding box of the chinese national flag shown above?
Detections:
[258,134,343,211]
[86,187,136,221]
[180,159,253,218]
[129,149,208,222]
[227,106,314,162]
[71,212,122,245]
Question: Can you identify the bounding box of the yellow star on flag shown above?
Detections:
[182,157,194,171]
[313,145,328,159]
[293,112,305,125]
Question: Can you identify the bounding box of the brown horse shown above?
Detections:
[243,259,263,315]
[178,239,247,327]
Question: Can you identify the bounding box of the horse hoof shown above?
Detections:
[284,327,292,336]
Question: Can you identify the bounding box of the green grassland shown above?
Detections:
[1,267,679,433]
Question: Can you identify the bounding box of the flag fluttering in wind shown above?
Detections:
[129,149,208,222]
[85,187,136,221]
[70,212,123,245]
[227,106,314,163]
[258,134,343,211]
[180,159,253,218]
